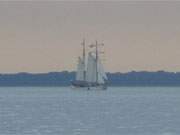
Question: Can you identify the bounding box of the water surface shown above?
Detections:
[0,87,180,135]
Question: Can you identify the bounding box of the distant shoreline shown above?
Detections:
[0,71,180,86]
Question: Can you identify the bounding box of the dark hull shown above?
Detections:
[71,81,89,87]
[71,80,107,90]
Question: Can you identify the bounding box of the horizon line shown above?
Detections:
[0,70,180,75]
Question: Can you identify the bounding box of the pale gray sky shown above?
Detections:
[0,1,180,73]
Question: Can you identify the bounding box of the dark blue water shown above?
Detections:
[0,87,180,135]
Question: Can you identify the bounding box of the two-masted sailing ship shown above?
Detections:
[71,39,108,90]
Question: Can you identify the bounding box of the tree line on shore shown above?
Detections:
[0,71,180,86]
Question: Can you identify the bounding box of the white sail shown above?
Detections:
[76,57,85,81]
[86,53,107,84]
[97,59,108,81]
[97,59,107,84]
[86,53,97,83]
[97,72,104,84]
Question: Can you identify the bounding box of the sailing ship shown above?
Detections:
[71,39,108,90]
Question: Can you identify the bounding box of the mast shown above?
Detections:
[81,39,86,81]
[95,41,98,84]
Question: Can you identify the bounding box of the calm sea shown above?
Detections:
[0,87,180,135]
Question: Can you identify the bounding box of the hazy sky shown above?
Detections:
[0,1,180,73]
